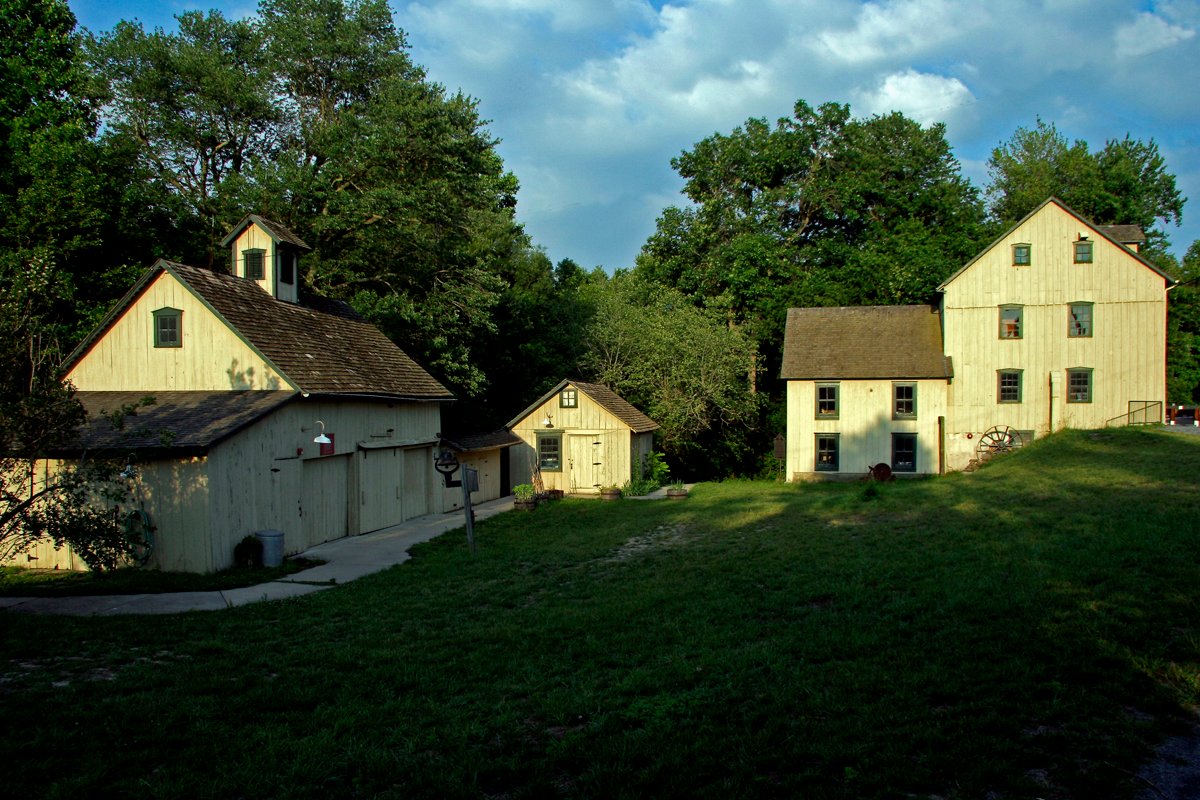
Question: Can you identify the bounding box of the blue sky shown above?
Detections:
[70,0,1200,270]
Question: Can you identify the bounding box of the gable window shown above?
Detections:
[280,253,295,285]
[892,433,917,473]
[999,305,1023,339]
[153,307,182,348]
[1067,368,1092,403]
[560,388,577,408]
[893,382,917,419]
[1012,243,1031,266]
[1068,302,1093,338]
[537,433,562,472]
[998,369,1022,404]
[815,434,839,472]
[243,248,265,280]
[1073,240,1093,263]
[815,383,839,419]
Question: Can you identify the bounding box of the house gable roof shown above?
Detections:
[219,214,311,250]
[506,379,659,433]
[65,260,453,401]
[49,390,297,457]
[780,305,952,380]
[937,197,1176,291]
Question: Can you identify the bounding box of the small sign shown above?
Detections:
[773,433,786,460]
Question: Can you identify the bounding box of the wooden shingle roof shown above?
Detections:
[65,261,453,401]
[50,391,296,456]
[219,214,311,250]
[780,305,952,381]
[506,379,659,433]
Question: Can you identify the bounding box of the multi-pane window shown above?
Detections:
[998,369,1022,403]
[893,383,917,419]
[999,305,1023,339]
[815,434,839,472]
[537,433,562,471]
[560,389,577,408]
[1012,243,1031,266]
[243,249,265,280]
[892,433,917,473]
[153,307,182,348]
[815,383,839,419]
[1067,368,1092,403]
[1068,302,1092,338]
[1074,240,1093,263]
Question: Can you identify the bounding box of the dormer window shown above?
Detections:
[280,252,295,285]
[153,307,182,348]
[243,248,265,280]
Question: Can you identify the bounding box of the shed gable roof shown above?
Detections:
[219,214,311,250]
[506,379,659,433]
[780,305,951,380]
[66,260,453,401]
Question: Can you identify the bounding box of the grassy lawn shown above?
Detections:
[0,559,324,597]
[2,427,1200,799]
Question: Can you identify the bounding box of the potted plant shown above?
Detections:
[599,485,621,501]
[513,483,537,510]
[666,481,688,500]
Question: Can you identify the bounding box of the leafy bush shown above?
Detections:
[643,451,670,484]
[513,484,536,502]
[622,478,659,496]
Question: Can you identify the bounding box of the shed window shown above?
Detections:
[892,433,917,473]
[893,383,917,419]
[998,369,1022,404]
[560,389,577,408]
[243,248,265,280]
[999,305,1022,339]
[815,434,839,472]
[153,307,182,348]
[1012,243,1031,266]
[1067,368,1092,403]
[1068,303,1092,338]
[816,383,839,419]
[1074,240,1093,263]
[537,433,562,472]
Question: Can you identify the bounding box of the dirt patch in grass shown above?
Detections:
[600,524,692,563]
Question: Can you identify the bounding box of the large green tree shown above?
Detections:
[1168,241,1200,404]
[985,119,1186,262]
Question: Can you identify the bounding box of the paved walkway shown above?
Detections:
[0,496,516,617]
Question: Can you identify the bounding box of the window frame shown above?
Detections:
[892,382,917,420]
[998,369,1023,404]
[1068,302,1093,338]
[559,388,578,408]
[1073,240,1093,264]
[814,433,840,472]
[1012,243,1032,266]
[536,432,563,472]
[815,383,839,420]
[891,433,917,473]
[999,304,1023,340]
[1066,368,1093,404]
[153,307,182,349]
[243,248,266,281]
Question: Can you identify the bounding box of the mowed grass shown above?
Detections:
[2,427,1200,799]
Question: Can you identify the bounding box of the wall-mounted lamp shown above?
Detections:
[543,413,554,428]
[313,420,332,444]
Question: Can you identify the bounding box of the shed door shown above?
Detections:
[568,434,605,494]
[402,448,430,520]
[302,454,349,548]
[358,448,401,534]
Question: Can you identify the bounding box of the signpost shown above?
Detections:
[435,449,477,553]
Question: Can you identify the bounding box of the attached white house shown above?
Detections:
[782,198,1176,479]
[507,380,658,494]
[17,215,459,572]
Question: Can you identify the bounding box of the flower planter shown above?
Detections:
[514,499,537,511]
[599,488,621,501]
[666,488,688,500]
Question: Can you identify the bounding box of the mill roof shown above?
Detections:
[780,305,952,381]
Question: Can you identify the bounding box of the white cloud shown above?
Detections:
[1114,11,1196,58]
[855,70,975,126]
[816,0,984,64]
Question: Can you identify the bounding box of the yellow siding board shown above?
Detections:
[66,272,289,392]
